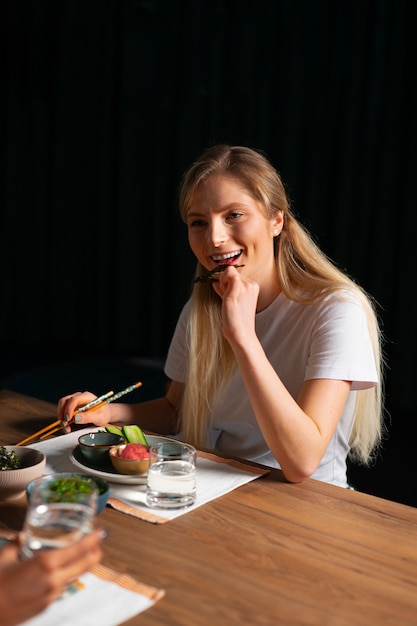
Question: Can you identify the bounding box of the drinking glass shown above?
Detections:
[146,441,197,509]
[20,473,98,559]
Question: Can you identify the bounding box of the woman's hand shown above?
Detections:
[212,267,260,348]
[57,391,114,428]
[0,528,104,626]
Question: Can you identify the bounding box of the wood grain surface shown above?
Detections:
[1,390,417,626]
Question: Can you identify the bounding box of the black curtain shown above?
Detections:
[1,0,416,414]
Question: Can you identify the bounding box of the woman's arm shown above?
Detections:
[213,268,351,482]
[234,336,351,481]
[57,380,184,435]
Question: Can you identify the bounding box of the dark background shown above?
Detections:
[1,1,416,506]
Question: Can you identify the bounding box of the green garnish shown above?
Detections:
[45,475,97,502]
[0,446,21,470]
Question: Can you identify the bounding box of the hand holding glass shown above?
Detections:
[20,474,98,559]
[146,441,197,509]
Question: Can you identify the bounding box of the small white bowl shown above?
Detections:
[0,446,46,501]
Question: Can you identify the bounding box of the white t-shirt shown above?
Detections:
[164,290,378,487]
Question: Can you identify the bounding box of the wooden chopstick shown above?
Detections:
[16,420,62,446]
[81,382,142,414]
[15,389,114,446]
[73,390,114,415]
[39,425,63,441]
[15,383,142,446]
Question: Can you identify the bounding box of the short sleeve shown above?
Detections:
[305,292,378,390]
[164,300,191,383]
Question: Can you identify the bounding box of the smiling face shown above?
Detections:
[186,173,283,299]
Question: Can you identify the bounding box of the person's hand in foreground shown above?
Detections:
[0,528,105,626]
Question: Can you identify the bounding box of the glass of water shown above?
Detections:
[20,473,98,560]
[146,441,197,509]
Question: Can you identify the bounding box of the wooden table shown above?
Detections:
[1,389,417,626]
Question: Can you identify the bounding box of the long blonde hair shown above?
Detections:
[178,144,385,464]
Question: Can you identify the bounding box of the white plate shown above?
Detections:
[69,435,171,485]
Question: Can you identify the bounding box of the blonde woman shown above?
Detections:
[59,145,384,487]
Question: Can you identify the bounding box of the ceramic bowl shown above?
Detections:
[109,443,151,475]
[78,432,125,465]
[0,446,46,501]
[26,472,110,514]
